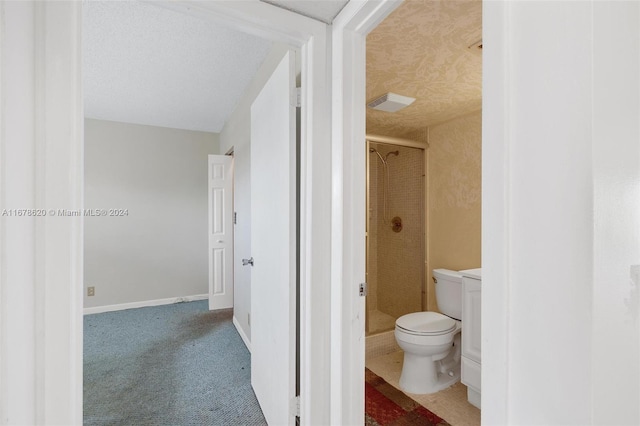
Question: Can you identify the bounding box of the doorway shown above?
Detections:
[363,1,482,423]
[17,1,332,423]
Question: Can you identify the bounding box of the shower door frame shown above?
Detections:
[365,135,429,334]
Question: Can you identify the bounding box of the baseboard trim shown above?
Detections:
[83,294,209,315]
[233,315,252,353]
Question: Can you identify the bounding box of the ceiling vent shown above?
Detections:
[367,93,416,113]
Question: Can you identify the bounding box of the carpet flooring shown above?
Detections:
[84,300,267,425]
[365,368,450,426]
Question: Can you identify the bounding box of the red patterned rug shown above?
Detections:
[365,368,450,426]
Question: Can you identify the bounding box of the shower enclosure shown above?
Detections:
[366,135,426,335]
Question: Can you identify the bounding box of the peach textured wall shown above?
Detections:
[426,110,482,311]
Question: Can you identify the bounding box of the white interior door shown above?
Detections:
[208,155,234,310]
[250,50,297,425]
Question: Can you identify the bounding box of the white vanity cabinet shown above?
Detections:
[460,268,481,409]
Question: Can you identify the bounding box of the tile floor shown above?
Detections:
[366,351,480,426]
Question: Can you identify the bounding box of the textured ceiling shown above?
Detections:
[366,0,482,137]
[261,0,350,24]
[83,1,272,133]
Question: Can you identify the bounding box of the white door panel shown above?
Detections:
[250,50,297,426]
[208,155,234,310]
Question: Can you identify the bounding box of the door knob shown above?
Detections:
[242,257,254,267]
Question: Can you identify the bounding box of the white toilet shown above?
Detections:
[394,269,463,394]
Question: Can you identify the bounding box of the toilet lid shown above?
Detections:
[395,312,456,335]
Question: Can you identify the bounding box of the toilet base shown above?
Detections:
[398,335,461,394]
[398,352,460,394]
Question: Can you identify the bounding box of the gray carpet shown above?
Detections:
[84,300,267,425]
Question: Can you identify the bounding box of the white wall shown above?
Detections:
[84,119,219,308]
[483,1,640,424]
[591,3,640,423]
[219,44,289,344]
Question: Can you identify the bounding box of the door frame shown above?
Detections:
[2,1,332,423]
[331,0,504,424]
[330,1,405,424]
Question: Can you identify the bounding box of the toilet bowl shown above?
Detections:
[394,269,463,394]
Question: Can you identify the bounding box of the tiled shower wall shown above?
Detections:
[368,143,424,326]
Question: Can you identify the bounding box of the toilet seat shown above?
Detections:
[396,312,456,336]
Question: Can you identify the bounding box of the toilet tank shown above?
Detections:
[432,269,463,320]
